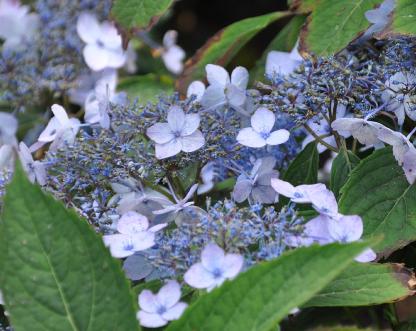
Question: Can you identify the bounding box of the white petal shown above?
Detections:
[309,189,338,217]
[232,177,252,203]
[139,290,159,313]
[34,162,47,186]
[38,117,60,142]
[236,127,266,148]
[167,106,185,133]
[157,280,181,309]
[225,84,246,108]
[184,263,215,289]
[251,185,278,204]
[266,129,290,145]
[162,302,188,321]
[187,81,205,101]
[18,141,33,163]
[295,183,328,203]
[328,215,363,242]
[0,112,17,137]
[77,13,101,44]
[201,243,225,272]
[163,30,177,48]
[155,140,182,159]
[162,45,185,74]
[355,248,377,263]
[99,21,123,49]
[180,130,205,152]
[51,104,69,127]
[270,178,295,199]
[106,49,127,69]
[131,232,156,251]
[182,114,200,136]
[251,107,275,134]
[222,254,244,279]
[102,234,136,258]
[402,148,416,185]
[83,44,109,71]
[146,123,174,144]
[137,311,167,328]
[304,215,333,244]
[230,66,249,90]
[206,64,230,87]
[117,211,149,234]
[200,85,226,110]
[266,51,300,76]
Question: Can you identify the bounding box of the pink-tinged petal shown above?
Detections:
[271,178,295,199]
[201,243,225,272]
[184,263,215,289]
[222,254,244,279]
[157,280,181,308]
[206,64,230,87]
[117,211,149,234]
[167,106,185,132]
[230,66,249,90]
[328,215,363,242]
[162,302,188,321]
[186,81,205,101]
[200,85,226,110]
[155,140,182,159]
[232,177,252,203]
[236,127,266,148]
[83,44,109,71]
[146,123,174,144]
[266,129,290,145]
[76,13,101,44]
[137,311,167,328]
[180,130,205,153]
[355,248,377,263]
[182,114,200,136]
[139,290,159,313]
[251,107,275,134]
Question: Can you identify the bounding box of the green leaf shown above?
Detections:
[305,262,415,307]
[299,0,384,55]
[383,0,416,36]
[283,141,318,185]
[330,149,360,198]
[397,320,416,331]
[166,241,373,331]
[0,163,139,331]
[118,74,174,103]
[290,0,321,13]
[111,0,174,31]
[176,11,290,94]
[251,15,306,81]
[339,147,416,257]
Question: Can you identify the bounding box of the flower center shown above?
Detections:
[157,305,167,315]
[212,268,223,279]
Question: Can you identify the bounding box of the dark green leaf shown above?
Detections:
[0,163,139,331]
[330,149,360,198]
[111,0,174,31]
[305,262,415,307]
[339,147,416,257]
[299,0,384,55]
[176,11,290,94]
[166,241,373,331]
[283,141,318,185]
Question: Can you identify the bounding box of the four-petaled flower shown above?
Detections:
[137,280,188,328]
[237,107,290,148]
[77,12,126,71]
[103,211,166,258]
[146,106,205,159]
[271,178,327,203]
[184,243,244,291]
[201,64,249,112]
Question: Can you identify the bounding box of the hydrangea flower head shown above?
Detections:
[146,106,205,159]
[77,12,126,71]
[137,280,188,328]
[237,107,290,148]
[184,243,244,291]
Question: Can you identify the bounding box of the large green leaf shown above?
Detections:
[283,141,319,185]
[383,0,416,36]
[305,262,415,307]
[166,241,372,331]
[111,0,174,31]
[330,149,360,198]
[118,74,174,103]
[0,164,139,331]
[339,147,416,257]
[310,327,377,331]
[299,0,384,55]
[176,11,290,94]
[251,15,306,82]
